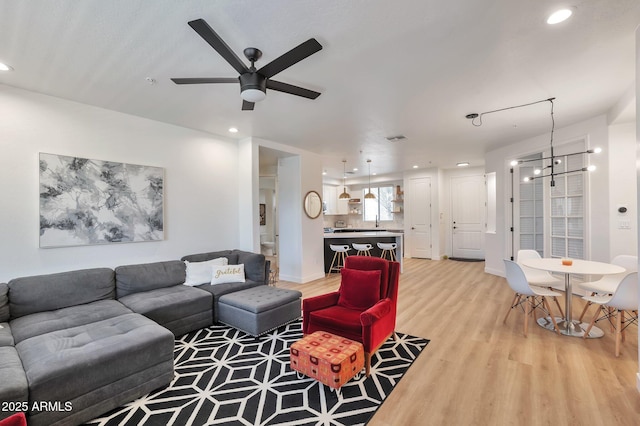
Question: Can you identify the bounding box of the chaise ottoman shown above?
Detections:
[217,286,302,336]
[290,331,364,392]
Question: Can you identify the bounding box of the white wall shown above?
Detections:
[277,156,303,282]
[237,138,260,253]
[484,115,613,276]
[255,138,325,283]
[634,23,640,394]
[608,122,638,258]
[0,85,241,282]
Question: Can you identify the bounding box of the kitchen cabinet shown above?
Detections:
[323,185,349,215]
[323,185,336,214]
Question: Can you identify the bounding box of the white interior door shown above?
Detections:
[409,177,431,258]
[451,175,485,259]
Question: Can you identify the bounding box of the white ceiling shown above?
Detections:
[1,0,638,181]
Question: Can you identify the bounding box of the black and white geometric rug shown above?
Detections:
[86,320,429,426]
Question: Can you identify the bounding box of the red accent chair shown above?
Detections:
[0,413,27,426]
[302,256,400,376]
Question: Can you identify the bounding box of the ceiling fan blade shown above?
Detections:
[188,19,249,75]
[257,38,322,79]
[171,77,238,84]
[266,80,321,99]
[242,100,255,111]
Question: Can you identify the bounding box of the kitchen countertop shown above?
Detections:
[326,228,404,233]
[323,231,403,238]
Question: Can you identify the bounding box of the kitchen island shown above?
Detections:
[323,231,403,273]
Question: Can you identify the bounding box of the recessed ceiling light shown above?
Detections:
[547,8,572,25]
[0,62,13,71]
[353,168,358,172]
[322,171,327,175]
[228,127,238,133]
[412,165,418,169]
[457,162,470,167]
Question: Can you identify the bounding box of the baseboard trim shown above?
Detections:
[484,266,504,277]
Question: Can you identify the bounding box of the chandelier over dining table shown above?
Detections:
[466,97,601,187]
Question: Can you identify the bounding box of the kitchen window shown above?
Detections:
[363,186,394,222]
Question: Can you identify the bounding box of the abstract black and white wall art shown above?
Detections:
[39,153,164,247]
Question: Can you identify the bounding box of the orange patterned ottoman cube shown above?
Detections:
[290,331,364,389]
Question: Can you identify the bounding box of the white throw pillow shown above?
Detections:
[183,257,228,286]
[210,264,246,285]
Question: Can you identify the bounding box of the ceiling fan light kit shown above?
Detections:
[239,74,267,102]
[171,19,322,110]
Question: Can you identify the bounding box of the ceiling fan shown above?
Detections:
[171,19,323,110]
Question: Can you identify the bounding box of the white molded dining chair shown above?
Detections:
[503,260,562,336]
[581,272,638,356]
[517,249,564,290]
[516,249,565,317]
[577,255,637,322]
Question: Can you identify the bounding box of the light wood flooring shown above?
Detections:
[276,258,640,426]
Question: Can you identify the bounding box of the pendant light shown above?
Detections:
[338,160,351,199]
[364,159,376,199]
[467,97,600,187]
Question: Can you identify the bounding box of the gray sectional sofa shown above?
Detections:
[0,249,272,426]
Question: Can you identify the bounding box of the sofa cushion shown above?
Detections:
[0,323,14,347]
[195,280,264,322]
[182,250,267,285]
[0,283,9,322]
[8,268,115,319]
[196,280,263,302]
[9,299,132,344]
[0,346,28,419]
[181,250,238,265]
[15,313,174,414]
[115,260,186,298]
[234,250,267,283]
[118,285,212,336]
[184,258,228,286]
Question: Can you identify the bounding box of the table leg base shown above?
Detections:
[537,316,604,338]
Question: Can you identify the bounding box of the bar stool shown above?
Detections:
[328,244,351,276]
[377,242,397,261]
[352,243,373,256]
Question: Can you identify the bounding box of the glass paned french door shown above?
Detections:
[518,156,544,256]
[549,147,586,259]
[514,139,588,260]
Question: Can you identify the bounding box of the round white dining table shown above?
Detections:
[520,258,626,338]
